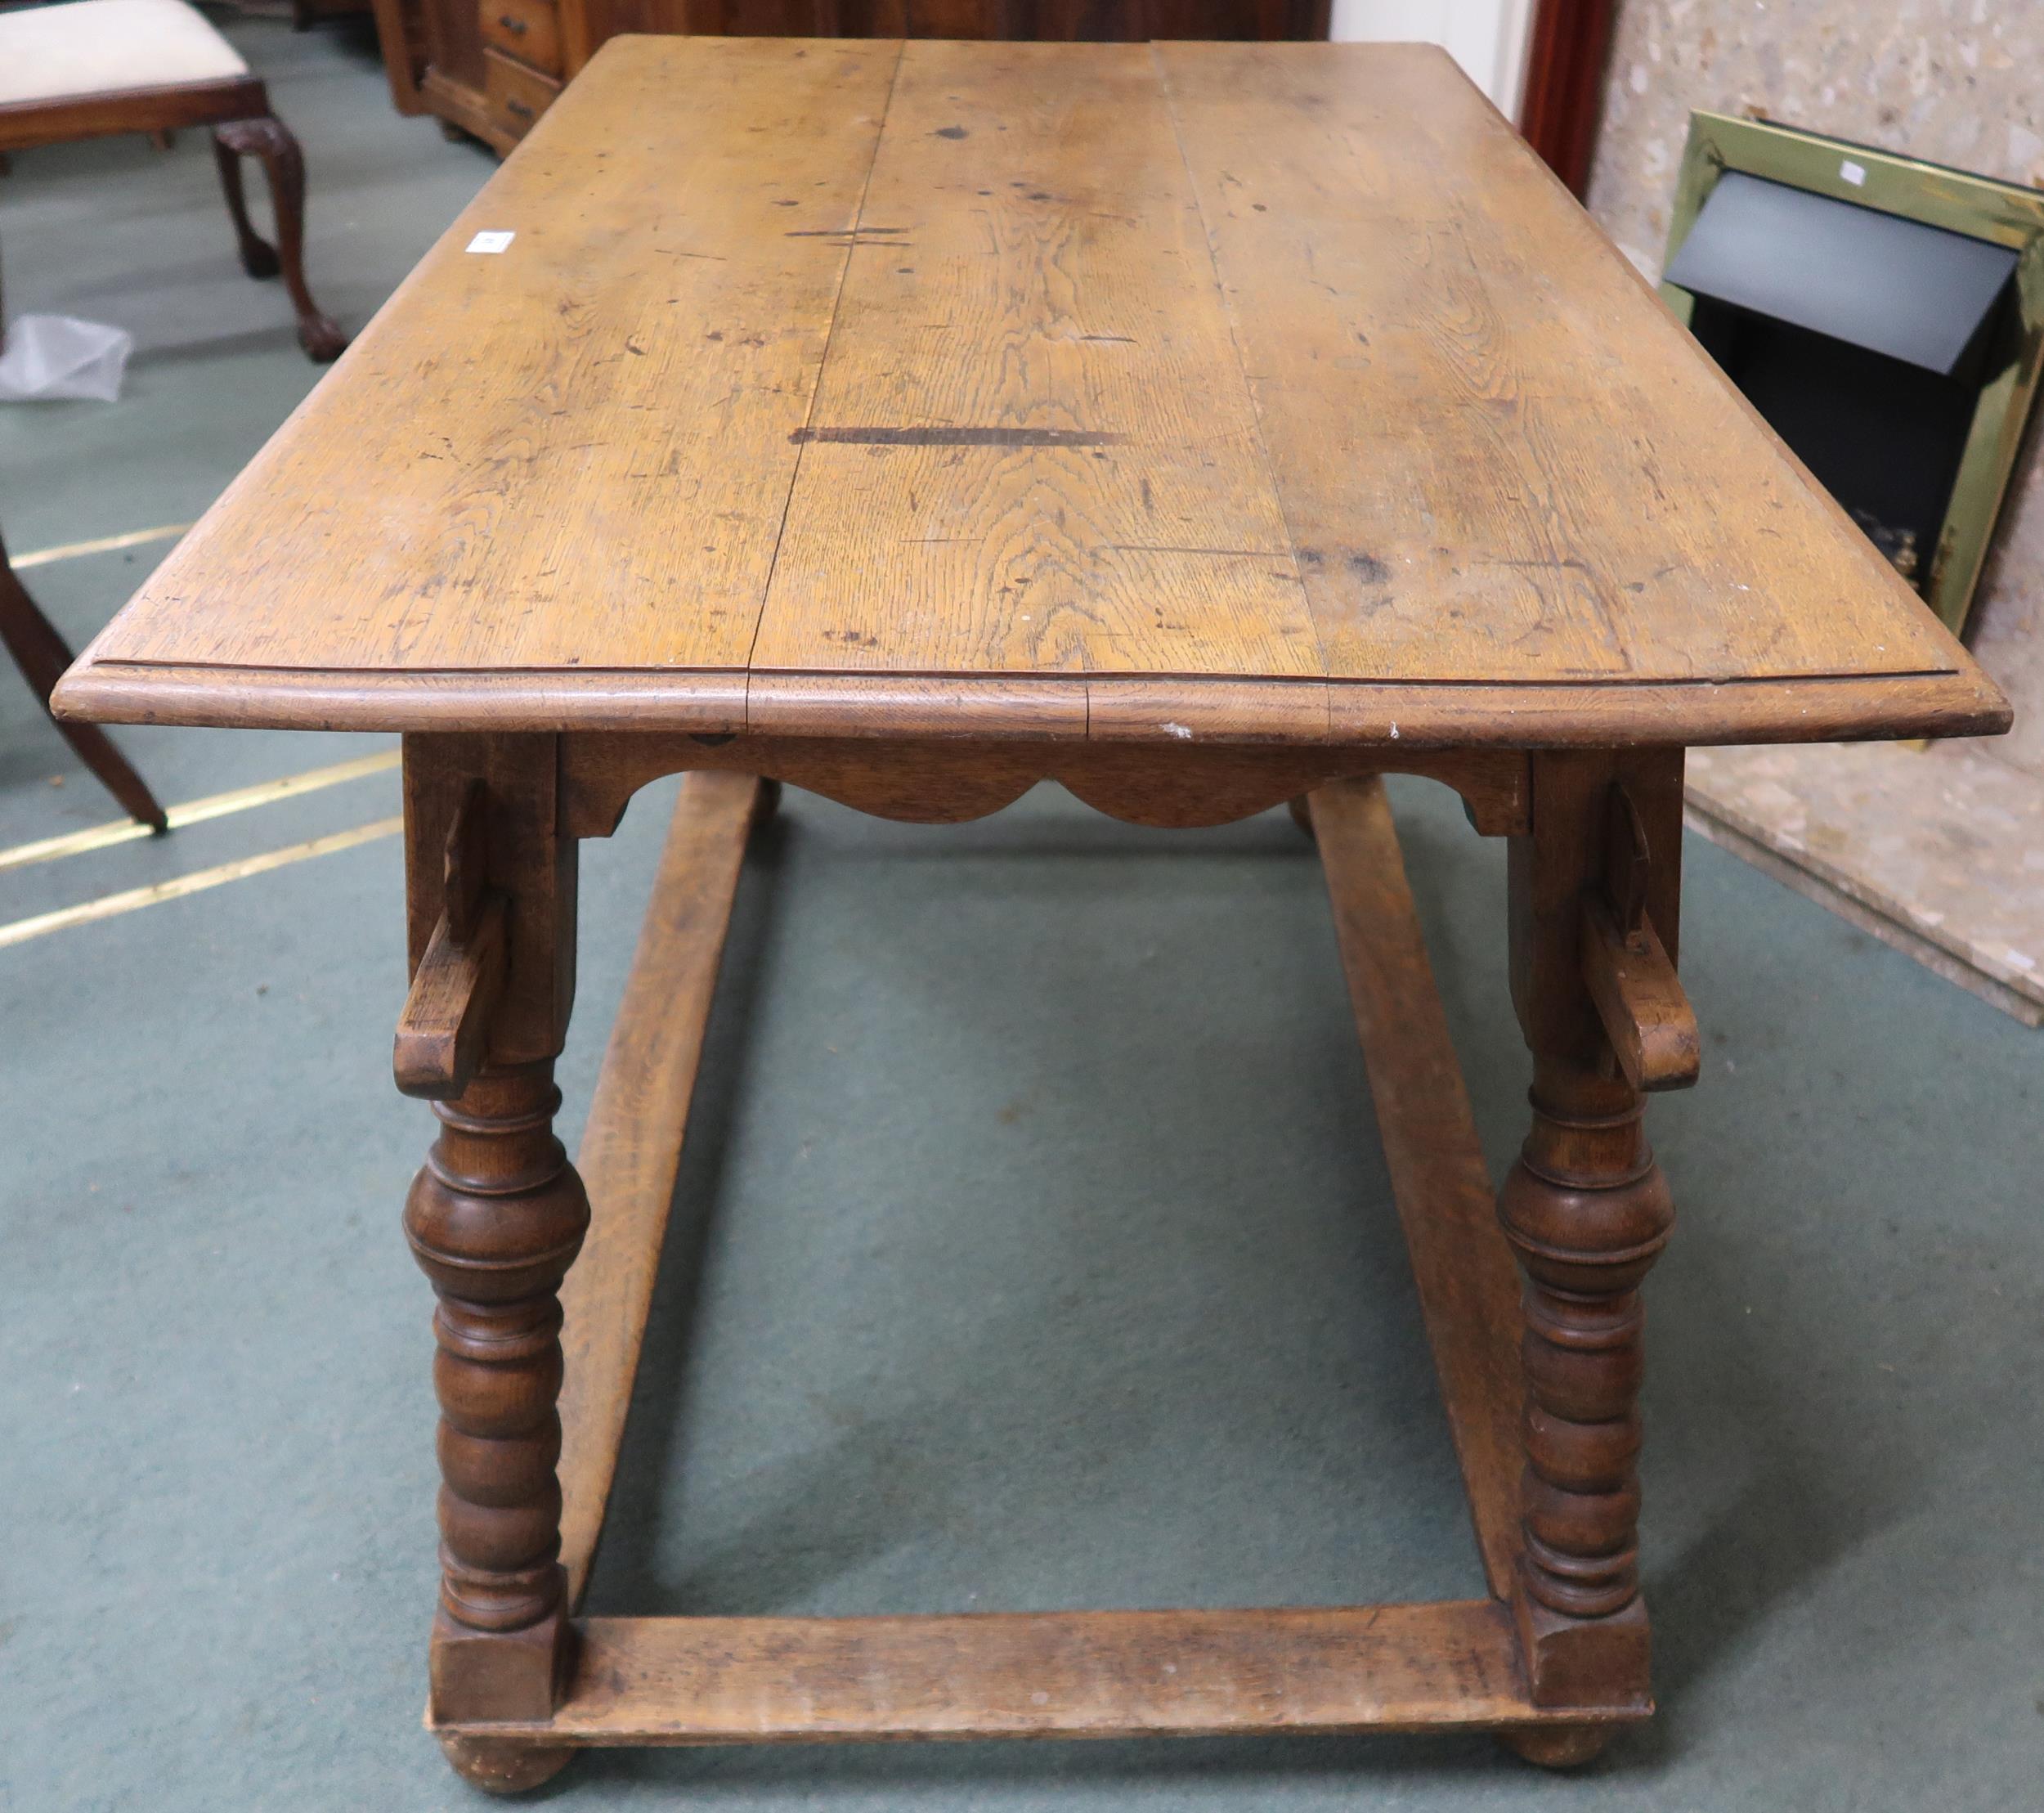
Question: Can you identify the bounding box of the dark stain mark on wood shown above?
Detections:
[1110,544,1283,558]
[1080,334,1136,343]
[791,426,1128,447]
[1349,551,1391,583]
[935,125,969,140]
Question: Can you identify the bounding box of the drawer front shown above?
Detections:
[484,47,562,142]
[480,0,561,79]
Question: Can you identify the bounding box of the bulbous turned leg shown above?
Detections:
[1499,1066,1672,1622]
[1496,1061,1672,1715]
[1495,749,1688,1740]
[405,1061,589,1752]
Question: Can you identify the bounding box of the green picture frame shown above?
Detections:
[1660,111,2044,639]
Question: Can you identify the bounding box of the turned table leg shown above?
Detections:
[397,735,585,1791]
[406,1065,587,1783]
[1495,750,1688,1763]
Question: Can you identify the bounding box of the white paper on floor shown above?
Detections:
[0,315,134,402]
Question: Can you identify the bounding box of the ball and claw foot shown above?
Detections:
[1495,1722,1620,1769]
[298,312,347,363]
[437,1733,577,1794]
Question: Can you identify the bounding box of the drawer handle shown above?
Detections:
[498,13,527,29]
[506,97,535,119]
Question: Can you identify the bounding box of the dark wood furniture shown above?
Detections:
[1518,0,1620,199]
[56,37,2009,1795]
[0,0,346,361]
[370,0,1329,152]
[292,0,374,27]
[1,525,164,829]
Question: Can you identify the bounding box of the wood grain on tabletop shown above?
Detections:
[747,38,1320,680]
[79,38,902,677]
[1152,41,1961,687]
[61,38,2002,747]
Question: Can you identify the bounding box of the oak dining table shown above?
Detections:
[55,34,2009,1794]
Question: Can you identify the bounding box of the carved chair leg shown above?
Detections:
[0,533,165,829]
[212,130,280,279]
[1497,750,1686,1729]
[211,114,346,362]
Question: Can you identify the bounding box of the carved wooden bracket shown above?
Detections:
[1578,780,1698,1092]
[396,780,509,1099]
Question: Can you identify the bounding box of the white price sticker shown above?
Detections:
[466,230,517,254]
[1839,159,1867,187]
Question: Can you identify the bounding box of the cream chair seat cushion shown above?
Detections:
[0,0,250,108]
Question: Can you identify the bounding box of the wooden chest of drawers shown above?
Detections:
[371,0,567,154]
[482,0,563,73]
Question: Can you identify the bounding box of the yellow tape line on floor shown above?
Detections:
[0,817,403,951]
[0,749,401,874]
[11,522,195,570]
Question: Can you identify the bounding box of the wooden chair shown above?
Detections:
[0,0,346,361]
[1,523,165,829]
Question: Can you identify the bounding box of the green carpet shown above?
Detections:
[2,16,2039,1811]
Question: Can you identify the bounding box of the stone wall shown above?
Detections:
[1585,0,2044,771]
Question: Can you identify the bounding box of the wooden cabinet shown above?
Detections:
[482,0,565,75]
[370,0,1330,153]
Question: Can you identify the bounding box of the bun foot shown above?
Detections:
[437,1733,577,1794]
[1496,1722,1620,1769]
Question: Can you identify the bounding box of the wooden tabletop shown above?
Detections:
[56,37,2006,747]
